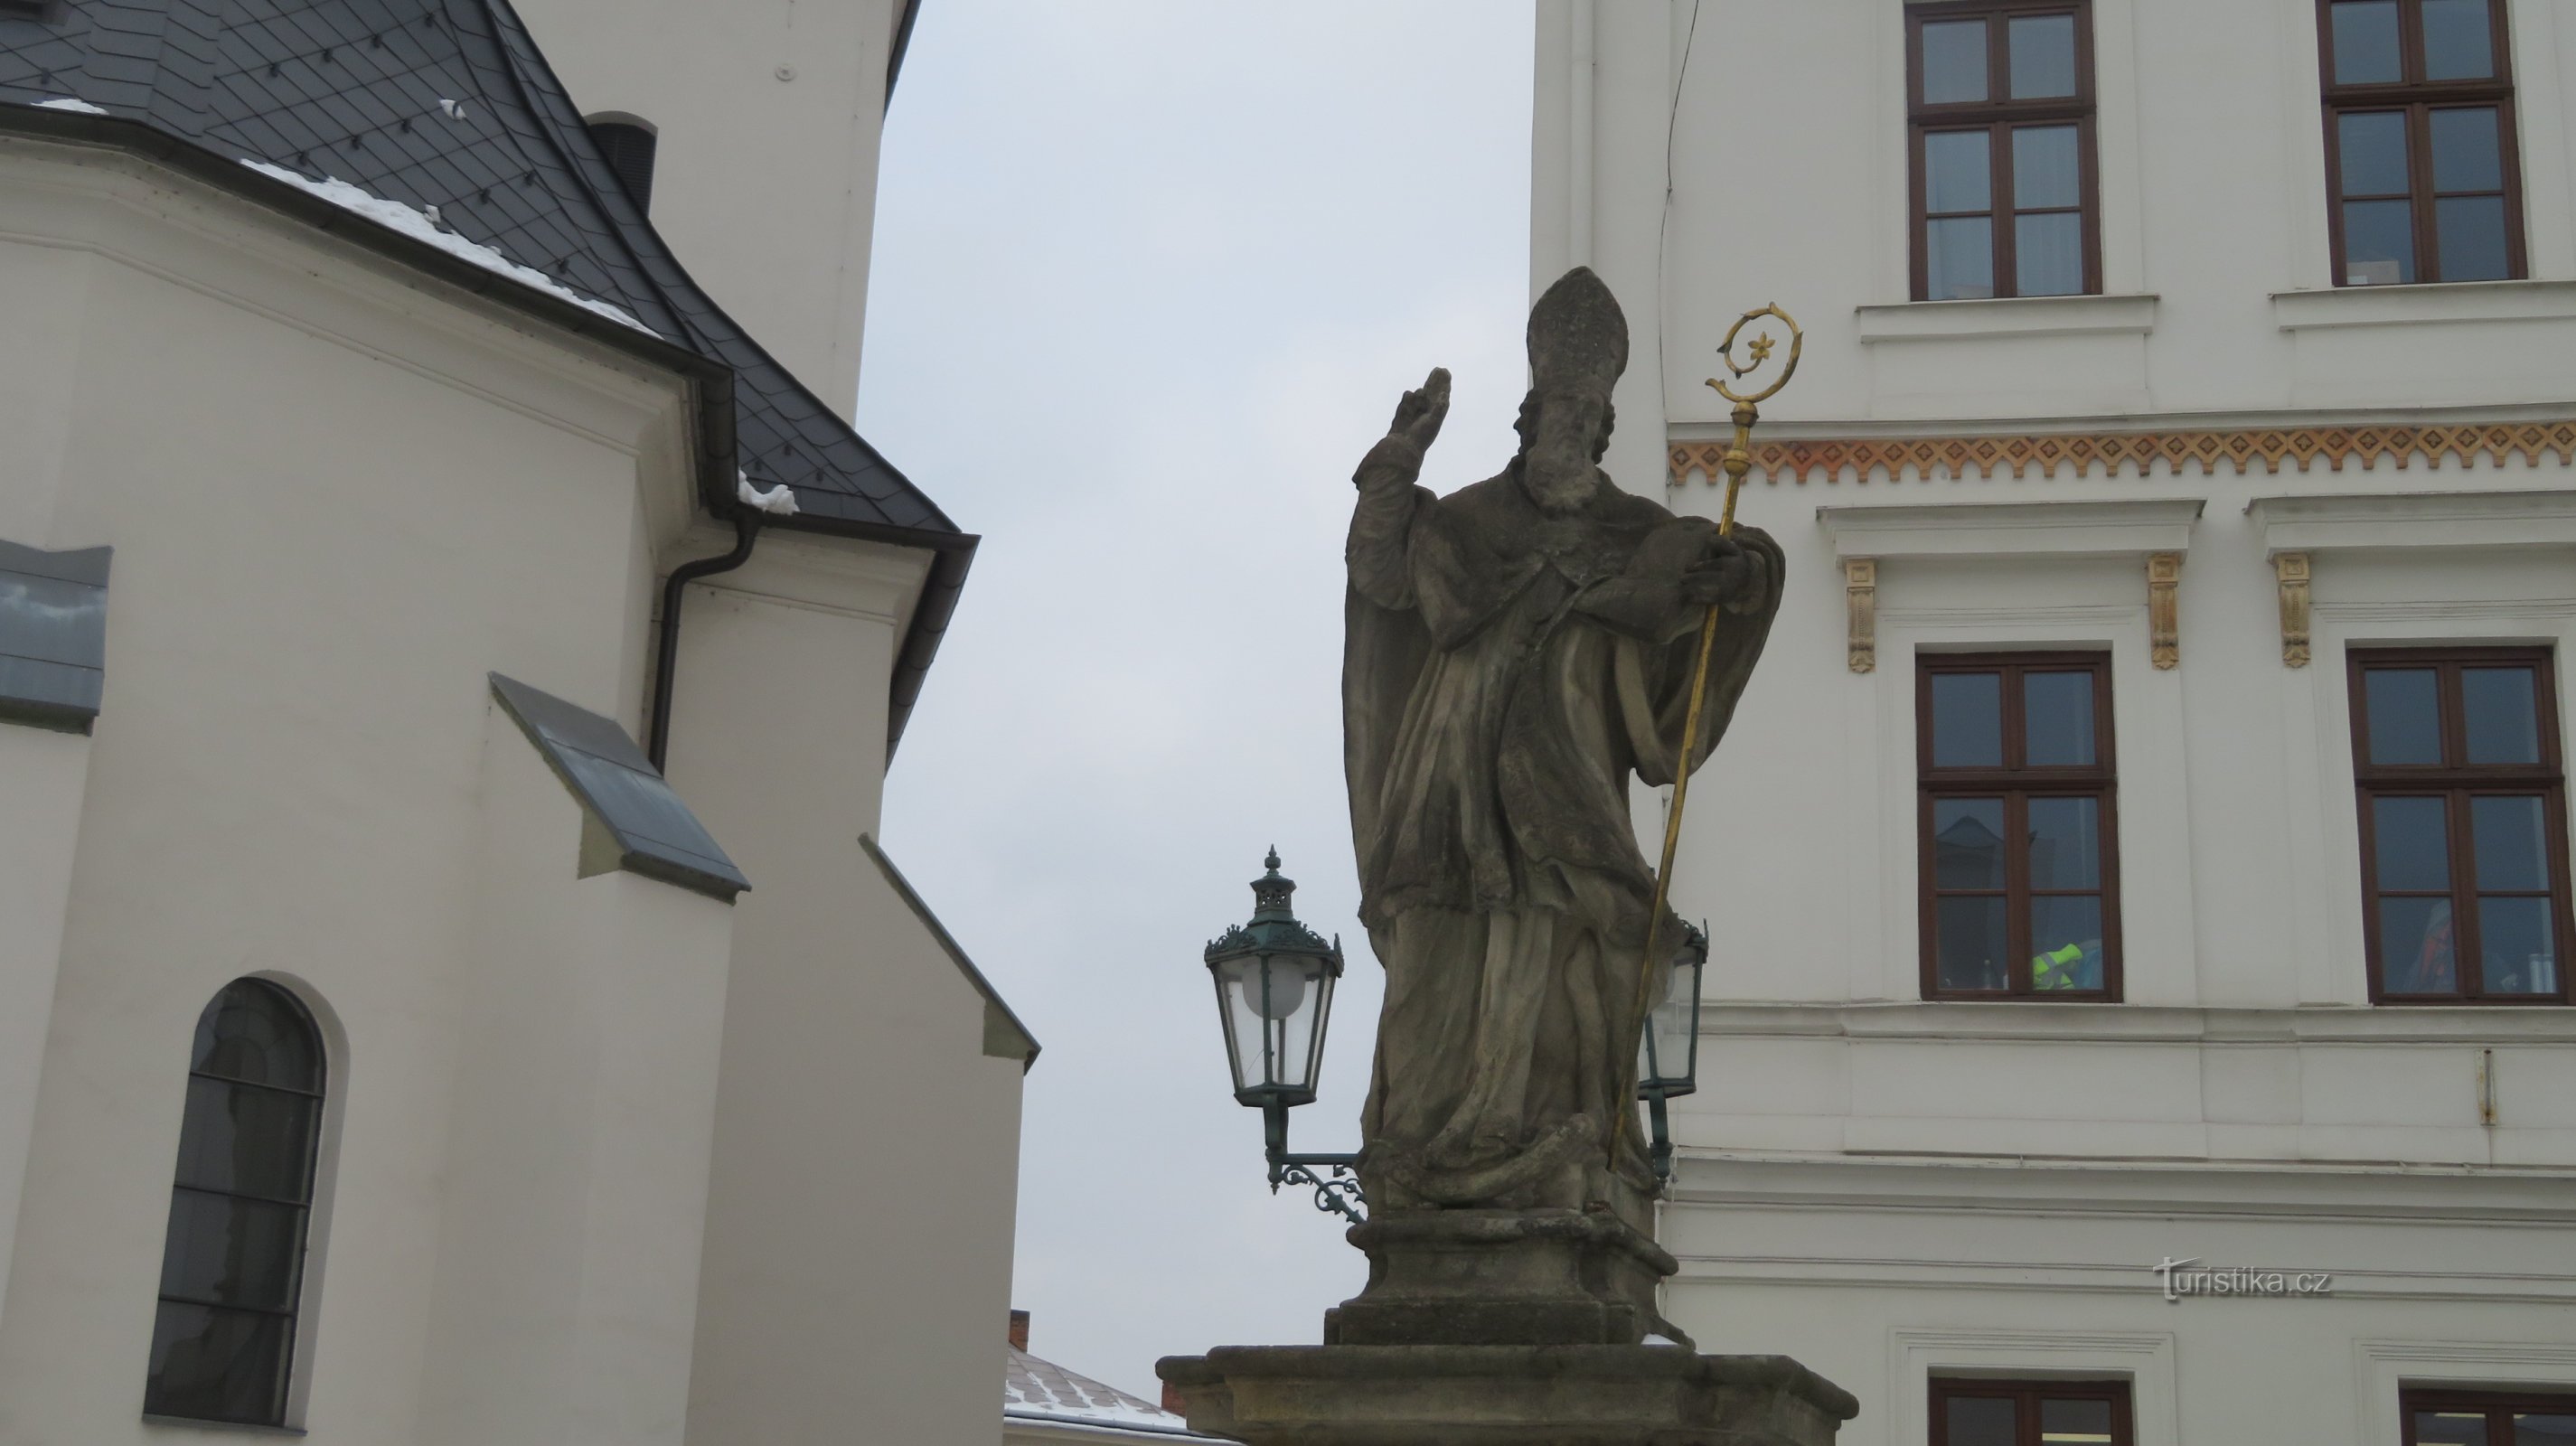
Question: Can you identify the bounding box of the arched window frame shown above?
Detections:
[142,978,332,1430]
[584,112,660,213]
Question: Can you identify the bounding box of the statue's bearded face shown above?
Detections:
[1519,390,1610,513]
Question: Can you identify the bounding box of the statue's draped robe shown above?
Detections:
[1342,437,1783,1217]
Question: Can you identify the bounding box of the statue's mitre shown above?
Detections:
[1527,266,1629,399]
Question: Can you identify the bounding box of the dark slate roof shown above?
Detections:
[491,672,749,901]
[0,538,110,734]
[0,0,971,751]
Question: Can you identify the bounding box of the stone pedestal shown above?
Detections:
[1328,1209,1689,1348]
[1159,1208,1855,1444]
[1157,1346,1856,1446]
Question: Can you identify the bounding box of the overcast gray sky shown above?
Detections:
[854,0,1536,1402]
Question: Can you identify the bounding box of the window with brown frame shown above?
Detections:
[2352,647,2571,1003]
[1919,653,2120,1000]
[1907,0,2100,301]
[2402,1387,2576,1444]
[2319,0,2524,286]
[1931,1377,2134,1446]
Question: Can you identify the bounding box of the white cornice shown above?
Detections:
[1819,499,2205,559]
[2246,490,2576,554]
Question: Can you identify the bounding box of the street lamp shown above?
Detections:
[1635,922,1709,1188]
[1204,850,1362,1220]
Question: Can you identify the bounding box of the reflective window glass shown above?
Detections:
[2025,671,2097,765]
[1923,20,1990,103]
[1927,219,1997,300]
[2031,897,2106,990]
[2014,125,2082,210]
[159,1189,303,1313]
[2381,897,2458,992]
[1934,799,2009,888]
[2340,110,2411,194]
[1932,672,2005,766]
[191,981,323,1093]
[2374,796,2452,891]
[1926,130,1995,213]
[2017,212,2084,296]
[2517,1412,2576,1444]
[1945,1394,2017,1446]
[2463,667,2542,763]
[2332,0,2402,82]
[2437,196,2511,280]
[2366,669,2444,764]
[2028,796,2102,888]
[147,980,324,1428]
[2472,796,2550,891]
[2423,0,2497,80]
[2430,107,2505,192]
[2413,1413,2486,1446]
[2041,1397,2116,1444]
[1937,897,2010,991]
[2480,897,2558,995]
[2344,201,2418,284]
[2009,14,2078,98]
[146,1305,290,1427]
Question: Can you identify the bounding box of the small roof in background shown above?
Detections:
[1006,1345,1220,1442]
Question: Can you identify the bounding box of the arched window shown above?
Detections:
[587,118,658,212]
[143,980,325,1427]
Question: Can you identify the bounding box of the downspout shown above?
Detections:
[648,508,761,772]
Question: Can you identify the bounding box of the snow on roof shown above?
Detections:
[1004,1347,1218,1441]
[33,98,108,116]
[239,159,655,336]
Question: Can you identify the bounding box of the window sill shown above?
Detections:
[2270,277,2576,330]
[1856,293,2158,343]
[143,1415,306,1437]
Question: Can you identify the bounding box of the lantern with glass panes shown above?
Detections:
[1203,850,1364,1219]
[1635,922,1709,1188]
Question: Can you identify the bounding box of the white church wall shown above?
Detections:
[657,529,1028,1446]
[415,703,733,1446]
[0,723,89,1328]
[0,144,717,1443]
[508,0,911,416]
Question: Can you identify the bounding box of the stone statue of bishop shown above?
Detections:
[1341,268,1784,1232]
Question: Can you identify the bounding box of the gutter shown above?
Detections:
[646,507,761,771]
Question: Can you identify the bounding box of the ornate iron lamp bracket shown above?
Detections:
[1264,1102,1366,1223]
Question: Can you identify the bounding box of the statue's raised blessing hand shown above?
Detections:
[1388,367,1452,453]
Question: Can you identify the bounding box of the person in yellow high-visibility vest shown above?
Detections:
[2032,940,2101,991]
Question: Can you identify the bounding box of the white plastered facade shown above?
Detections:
[1536,2,2576,1442]
[0,129,1021,1446]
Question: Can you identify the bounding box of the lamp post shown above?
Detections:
[1204,853,1710,1215]
[1635,922,1709,1188]
[1203,850,1363,1221]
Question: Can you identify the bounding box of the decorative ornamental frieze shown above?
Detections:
[1669,420,2576,486]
